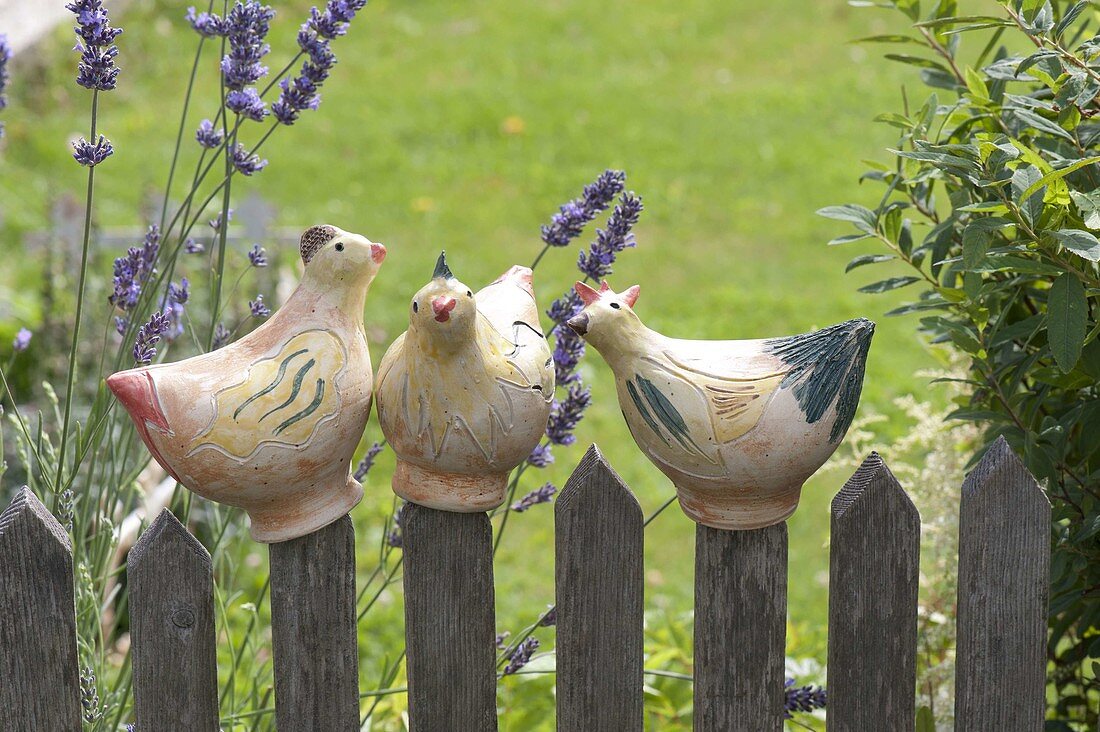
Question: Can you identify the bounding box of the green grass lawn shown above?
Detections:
[0,0,940,727]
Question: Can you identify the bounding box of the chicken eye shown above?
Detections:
[466,290,473,298]
[412,301,418,313]
[335,242,344,252]
[610,302,621,309]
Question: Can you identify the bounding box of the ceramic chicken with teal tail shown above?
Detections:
[376,252,554,512]
[566,280,873,530]
[107,225,386,542]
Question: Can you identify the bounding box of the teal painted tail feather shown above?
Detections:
[764,318,874,442]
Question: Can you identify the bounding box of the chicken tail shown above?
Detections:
[764,318,875,443]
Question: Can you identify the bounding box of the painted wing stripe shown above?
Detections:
[274,379,326,436]
[636,375,701,453]
[258,358,316,423]
[626,380,669,447]
[232,348,308,420]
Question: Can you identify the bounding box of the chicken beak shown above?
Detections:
[566,312,589,337]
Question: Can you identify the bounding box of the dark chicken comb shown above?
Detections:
[300,225,338,265]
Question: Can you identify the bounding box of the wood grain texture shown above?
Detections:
[0,487,80,731]
[269,514,359,732]
[403,503,497,731]
[827,453,920,731]
[128,509,220,731]
[955,437,1050,730]
[694,521,787,731]
[555,444,643,731]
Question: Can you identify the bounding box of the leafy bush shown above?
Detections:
[823,1,1100,724]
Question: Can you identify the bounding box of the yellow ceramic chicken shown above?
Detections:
[567,280,874,530]
[107,225,386,542]
[376,252,554,511]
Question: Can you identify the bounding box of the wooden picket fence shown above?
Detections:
[0,437,1051,730]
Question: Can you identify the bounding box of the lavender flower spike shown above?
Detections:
[353,441,385,481]
[784,678,827,718]
[0,34,10,139]
[231,143,268,176]
[195,119,224,149]
[221,0,275,91]
[72,135,114,166]
[540,170,625,248]
[577,192,644,281]
[503,637,539,675]
[132,310,171,364]
[512,482,556,512]
[247,243,268,267]
[12,327,32,352]
[66,0,122,91]
[249,294,271,318]
[185,7,225,37]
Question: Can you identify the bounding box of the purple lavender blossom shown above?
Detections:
[549,325,585,386]
[66,0,122,92]
[162,277,190,341]
[546,385,590,446]
[230,143,268,176]
[12,327,32,352]
[385,500,405,548]
[503,637,539,675]
[195,119,224,149]
[353,441,385,481]
[247,243,267,267]
[538,605,556,627]
[540,170,625,248]
[110,226,160,312]
[494,632,511,650]
[114,316,128,335]
[0,34,10,139]
[221,1,275,90]
[577,193,643,281]
[249,294,270,318]
[272,0,368,125]
[168,276,190,304]
[72,135,114,166]
[784,679,827,718]
[527,443,553,468]
[132,310,171,364]
[185,7,225,37]
[227,87,267,121]
[212,322,231,349]
[184,238,205,254]
[512,482,556,512]
[209,209,233,232]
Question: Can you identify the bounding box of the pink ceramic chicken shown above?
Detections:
[567,281,873,530]
[107,225,386,542]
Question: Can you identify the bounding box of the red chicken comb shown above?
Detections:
[574,281,601,306]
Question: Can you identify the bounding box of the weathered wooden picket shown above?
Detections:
[0,437,1051,730]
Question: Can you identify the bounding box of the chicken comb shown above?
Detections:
[433,250,454,280]
[300,225,338,265]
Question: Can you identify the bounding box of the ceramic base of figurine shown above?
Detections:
[392,459,507,512]
[675,483,801,531]
[248,475,364,543]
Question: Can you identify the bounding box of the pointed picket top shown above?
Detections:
[556,444,642,518]
[831,452,917,522]
[962,436,1050,511]
[0,486,71,552]
[129,508,211,570]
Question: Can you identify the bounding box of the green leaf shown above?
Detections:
[965,66,989,100]
[858,276,921,293]
[816,205,876,233]
[915,15,1007,27]
[874,112,914,129]
[1070,189,1100,229]
[1055,0,1090,38]
[884,54,951,73]
[845,254,895,272]
[915,707,936,732]
[1051,229,1100,262]
[1012,108,1075,142]
[1012,165,1045,227]
[1015,49,1060,77]
[852,34,922,44]
[1048,272,1087,372]
[1018,156,1100,203]
[962,217,1011,267]
[828,233,872,246]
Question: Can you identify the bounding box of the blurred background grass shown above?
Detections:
[0,0,941,727]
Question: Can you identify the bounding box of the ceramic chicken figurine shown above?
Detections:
[566,281,874,530]
[107,225,386,543]
[375,252,554,511]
